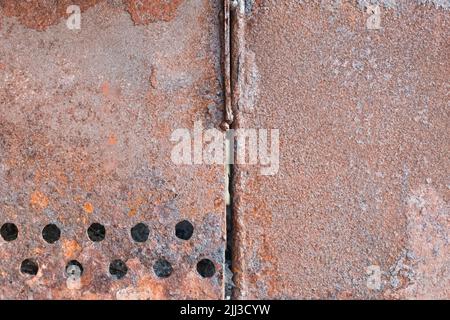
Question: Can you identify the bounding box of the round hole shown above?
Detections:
[175,220,194,240]
[42,224,61,243]
[66,260,84,277]
[196,259,216,278]
[153,259,173,278]
[109,259,128,280]
[87,223,106,242]
[20,259,38,276]
[131,223,149,243]
[0,223,18,241]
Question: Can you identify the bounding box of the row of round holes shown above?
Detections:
[2,220,215,278]
[0,220,194,243]
[19,257,216,279]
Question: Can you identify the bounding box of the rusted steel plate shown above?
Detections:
[232,0,449,299]
[0,0,225,299]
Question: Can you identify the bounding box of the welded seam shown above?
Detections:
[228,0,246,300]
[221,0,233,131]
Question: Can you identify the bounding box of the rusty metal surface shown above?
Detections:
[0,0,225,299]
[232,1,449,299]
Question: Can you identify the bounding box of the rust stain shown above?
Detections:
[0,0,224,299]
[30,191,49,210]
[83,202,94,214]
[101,81,110,97]
[232,0,450,300]
[32,248,44,256]
[127,208,137,217]
[62,240,82,259]
[0,0,103,31]
[127,196,145,217]
[107,134,117,145]
[149,66,158,89]
[125,0,184,25]
[0,0,184,31]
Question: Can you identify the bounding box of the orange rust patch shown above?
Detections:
[137,276,167,299]
[116,287,153,300]
[30,191,49,209]
[181,272,220,299]
[83,202,94,214]
[125,0,183,25]
[1,0,184,30]
[101,81,110,97]
[100,82,121,100]
[32,248,44,256]
[81,215,88,225]
[62,239,82,259]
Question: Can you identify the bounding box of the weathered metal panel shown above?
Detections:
[232,0,449,299]
[0,0,225,299]
[1,0,449,301]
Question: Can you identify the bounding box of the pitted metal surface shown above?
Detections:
[1,0,449,301]
[232,0,449,299]
[0,0,225,299]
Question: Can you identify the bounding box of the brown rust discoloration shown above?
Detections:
[0,0,184,31]
[62,240,82,259]
[220,0,233,130]
[30,190,50,210]
[0,0,103,31]
[0,0,225,299]
[233,0,449,299]
[83,202,94,214]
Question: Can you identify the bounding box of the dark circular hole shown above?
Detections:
[20,259,38,276]
[131,223,149,242]
[66,260,84,277]
[109,259,128,280]
[42,223,61,243]
[196,259,216,278]
[175,220,194,240]
[153,259,173,278]
[87,223,106,242]
[0,223,18,241]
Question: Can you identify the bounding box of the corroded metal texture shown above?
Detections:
[233,0,449,299]
[0,0,225,299]
[0,0,184,30]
